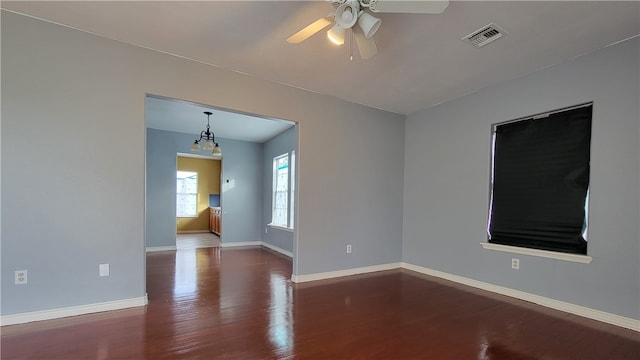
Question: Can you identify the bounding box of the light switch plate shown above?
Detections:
[99,264,110,277]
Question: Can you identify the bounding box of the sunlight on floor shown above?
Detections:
[176,232,220,250]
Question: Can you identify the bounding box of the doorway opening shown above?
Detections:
[144,94,298,266]
[175,154,222,250]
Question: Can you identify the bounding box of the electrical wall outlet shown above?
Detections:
[15,270,28,285]
[511,258,520,270]
[346,245,352,254]
[99,264,110,277]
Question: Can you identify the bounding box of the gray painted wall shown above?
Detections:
[146,128,183,248]
[262,127,297,253]
[1,12,146,314]
[403,38,639,320]
[216,136,263,244]
[1,11,404,315]
[146,128,263,247]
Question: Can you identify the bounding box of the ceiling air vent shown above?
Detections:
[463,23,507,48]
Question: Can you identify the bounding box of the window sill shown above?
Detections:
[481,243,592,264]
[268,224,294,233]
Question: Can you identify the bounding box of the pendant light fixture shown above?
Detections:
[191,111,222,156]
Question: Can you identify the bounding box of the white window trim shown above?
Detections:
[268,223,294,232]
[481,242,592,263]
[271,152,295,229]
[289,150,295,228]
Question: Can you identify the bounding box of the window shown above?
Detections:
[488,104,592,255]
[290,150,295,228]
[177,171,198,217]
[271,152,295,229]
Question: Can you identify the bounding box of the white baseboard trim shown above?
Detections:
[220,241,261,248]
[400,262,640,332]
[218,241,291,256]
[177,230,211,234]
[260,242,293,258]
[1,294,148,326]
[291,263,401,283]
[146,246,176,252]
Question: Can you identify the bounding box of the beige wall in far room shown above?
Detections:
[177,156,221,232]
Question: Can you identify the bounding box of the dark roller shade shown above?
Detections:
[488,105,592,254]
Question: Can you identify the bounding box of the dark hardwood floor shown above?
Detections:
[1,247,638,359]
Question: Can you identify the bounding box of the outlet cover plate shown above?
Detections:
[511,258,520,269]
[15,270,28,285]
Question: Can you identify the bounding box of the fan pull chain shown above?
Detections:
[349,30,354,61]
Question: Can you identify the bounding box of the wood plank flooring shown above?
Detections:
[176,232,220,250]
[1,247,638,359]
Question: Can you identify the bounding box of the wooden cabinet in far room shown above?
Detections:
[209,207,221,236]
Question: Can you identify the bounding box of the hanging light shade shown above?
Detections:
[327,0,360,46]
[335,2,358,29]
[192,111,222,156]
[357,12,381,39]
[212,143,222,156]
[327,24,346,45]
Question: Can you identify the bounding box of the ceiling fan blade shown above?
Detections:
[370,0,449,14]
[287,16,333,44]
[353,29,378,59]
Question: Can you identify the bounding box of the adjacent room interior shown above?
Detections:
[145,95,297,261]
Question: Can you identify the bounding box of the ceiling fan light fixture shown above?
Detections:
[335,2,359,28]
[357,12,381,38]
[327,24,346,45]
[285,0,450,60]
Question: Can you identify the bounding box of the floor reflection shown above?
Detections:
[478,337,539,360]
[269,273,293,356]
[173,250,197,296]
[172,247,221,298]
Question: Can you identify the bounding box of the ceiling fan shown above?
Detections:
[287,0,449,59]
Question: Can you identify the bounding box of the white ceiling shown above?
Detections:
[145,96,294,143]
[3,1,639,120]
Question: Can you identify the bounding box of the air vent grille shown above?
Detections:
[463,23,506,48]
